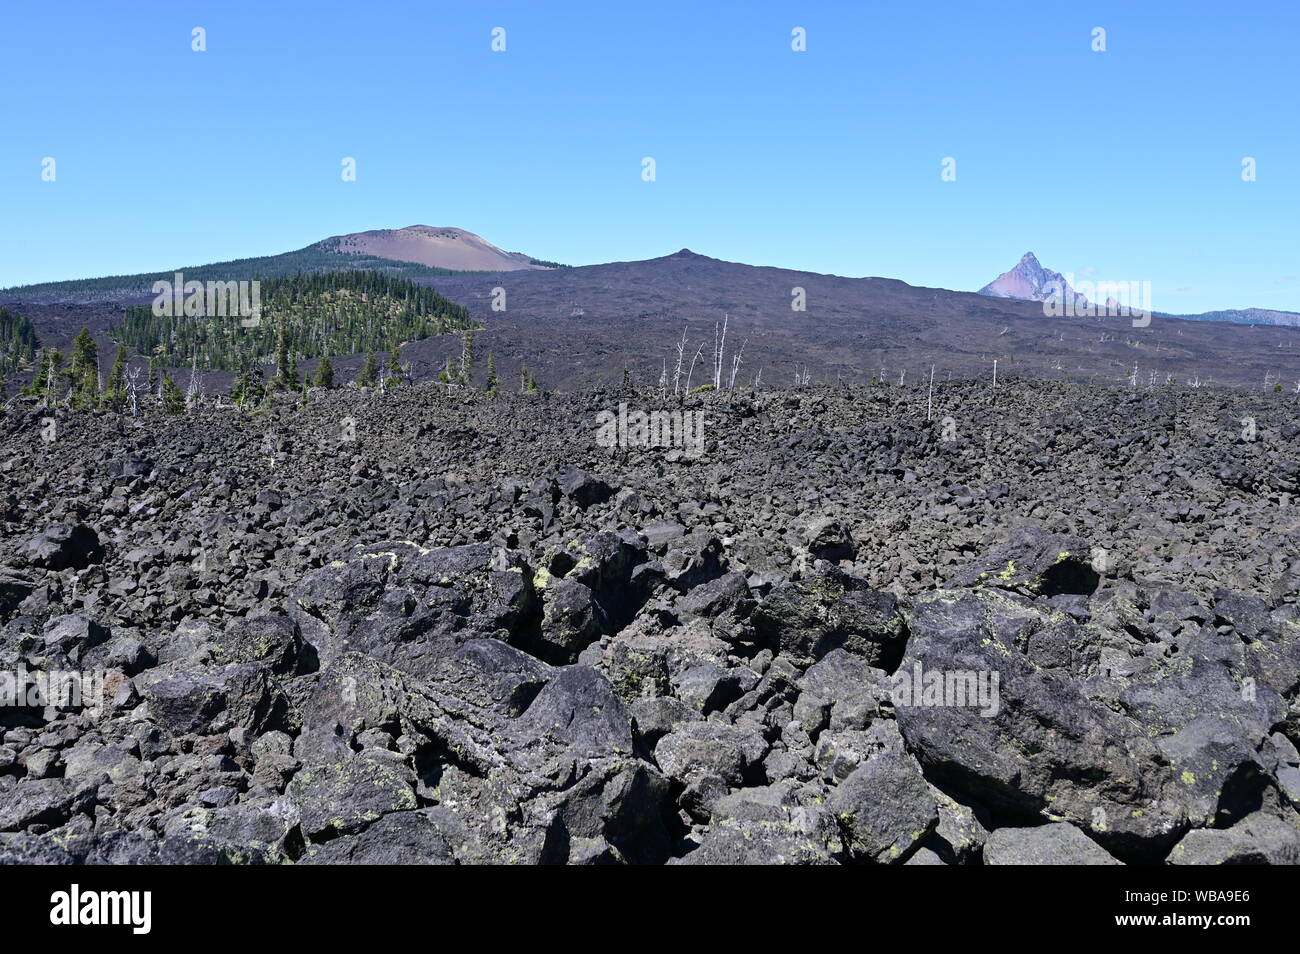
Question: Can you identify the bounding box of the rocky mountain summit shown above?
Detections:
[0,379,1298,865]
[979,252,1079,303]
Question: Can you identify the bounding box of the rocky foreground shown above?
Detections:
[1,378,1298,865]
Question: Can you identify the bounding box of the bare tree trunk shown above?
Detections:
[713,315,728,390]
[728,337,748,390]
[685,345,705,392]
[673,327,687,397]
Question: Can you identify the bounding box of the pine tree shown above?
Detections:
[69,327,99,408]
[161,372,185,413]
[386,345,403,387]
[248,366,265,405]
[273,327,299,391]
[232,368,252,407]
[0,308,38,377]
[29,349,65,404]
[526,370,538,393]
[232,364,264,408]
[357,352,378,388]
[314,355,334,389]
[104,344,127,410]
[147,354,160,397]
[485,352,498,395]
[26,349,48,396]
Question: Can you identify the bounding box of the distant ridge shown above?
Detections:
[0,226,557,305]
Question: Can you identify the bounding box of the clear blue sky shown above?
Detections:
[2,0,1296,313]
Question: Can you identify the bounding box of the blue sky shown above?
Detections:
[2,0,1296,312]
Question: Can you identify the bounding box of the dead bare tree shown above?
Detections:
[185,357,202,408]
[926,365,935,422]
[125,365,142,417]
[684,344,706,393]
[728,337,748,390]
[672,327,688,396]
[712,314,729,390]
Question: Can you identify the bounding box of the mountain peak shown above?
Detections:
[321,226,549,272]
[979,252,1075,303]
[663,248,722,263]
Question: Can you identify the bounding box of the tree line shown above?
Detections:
[111,270,473,373]
[0,307,39,393]
[20,323,534,415]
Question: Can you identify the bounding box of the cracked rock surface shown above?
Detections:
[1,379,1298,864]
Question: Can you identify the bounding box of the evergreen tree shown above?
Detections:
[232,368,251,407]
[104,344,128,410]
[314,355,334,389]
[526,370,538,393]
[247,366,265,405]
[232,364,265,408]
[356,352,378,388]
[147,354,160,397]
[485,352,498,395]
[29,349,65,404]
[160,371,185,413]
[26,349,48,396]
[273,327,299,391]
[0,307,38,377]
[69,327,100,408]
[386,345,403,387]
